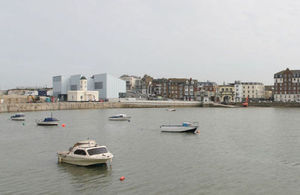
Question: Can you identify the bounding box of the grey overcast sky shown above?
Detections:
[0,0,299,89]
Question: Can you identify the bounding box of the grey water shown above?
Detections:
[1,107,300,195]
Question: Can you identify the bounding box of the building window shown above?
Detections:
[95,82,103,89]
[70,85,77,90]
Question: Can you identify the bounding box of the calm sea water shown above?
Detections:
[1,107,300,195]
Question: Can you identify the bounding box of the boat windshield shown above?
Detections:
[87,147,108,155]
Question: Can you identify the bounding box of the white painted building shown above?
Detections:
[242,82,265,100]
[67,76,99,102]
[53,73,126,101]
[90,73,126,100]
[234,81,243,102]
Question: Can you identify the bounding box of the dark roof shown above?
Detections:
[274,68,300,78]
[80,76,87,80]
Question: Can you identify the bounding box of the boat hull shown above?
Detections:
[37,122,59,126]
[11,117,25,121]
[161,126,198,133]
[57,153,113,166]
[109,117,131,121]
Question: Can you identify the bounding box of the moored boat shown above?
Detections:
[160,122,199,133]
[36,113,59,126]
[10,113,25,121]
[109,114,131,121]
[166,108,176,112]
[57,140,113,166]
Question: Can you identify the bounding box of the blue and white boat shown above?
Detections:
[160,122,199,133]
[109,114,131,121]
[10,113,25,121]
[36,113,59,126]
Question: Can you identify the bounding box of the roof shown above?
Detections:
[80,76,87,80]
[274,68,300,75]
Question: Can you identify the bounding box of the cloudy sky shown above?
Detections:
[1,0,300,89]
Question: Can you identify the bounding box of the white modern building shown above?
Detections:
[89,73,126,100]
[53,75,69,101]
[53,73,126,101]
[69,74,82,91]
[67,76,99,102]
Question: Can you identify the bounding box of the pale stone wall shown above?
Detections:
[0,101,202,113]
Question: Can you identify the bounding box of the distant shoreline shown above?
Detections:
[1,101,300,113]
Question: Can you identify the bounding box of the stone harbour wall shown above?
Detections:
[0,101,202,113]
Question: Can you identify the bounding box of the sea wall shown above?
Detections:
[0,101,202,113]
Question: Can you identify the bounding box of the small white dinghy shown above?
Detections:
[160,122,199,134]
[57,140,113,166]
[166,108,176,112]
[10,113,25,121]
[109,114,131,121]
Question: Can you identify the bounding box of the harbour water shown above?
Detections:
[1,107,300,194]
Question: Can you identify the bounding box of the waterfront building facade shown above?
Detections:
[67,76,99,102]
[234,81,243,102]
[216,84,235,103]
[89,73,126,100]
[150,78,198,100]
[196,81,217,102]
[52,75,69,101]
[241,82,265,100]
[53,73,126,101]
[264,85,274,101]
[274,68,300,102]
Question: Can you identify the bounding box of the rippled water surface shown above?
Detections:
[1,107,300,194]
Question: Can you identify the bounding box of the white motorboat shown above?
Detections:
[160,122,199,133]
[166,108,176,112]
[109,114,131,121]
[10,113,25,121]
[57,140,114,166]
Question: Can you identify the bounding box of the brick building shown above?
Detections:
[274,68,300,102]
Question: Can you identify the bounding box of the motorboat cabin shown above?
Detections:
[57,140,113,166]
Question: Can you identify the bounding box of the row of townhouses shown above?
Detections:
[120,75,269,103]
[49,68,300,103]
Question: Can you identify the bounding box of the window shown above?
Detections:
[74,149,86,155]
[94,82,103,89]
[70,85,77,90]
[87,147,108,155]
[53,76,61,82]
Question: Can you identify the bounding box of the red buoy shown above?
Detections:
[120,176,125,181]
[62,124,66,127]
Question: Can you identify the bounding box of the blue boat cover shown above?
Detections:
[43,117,58,122]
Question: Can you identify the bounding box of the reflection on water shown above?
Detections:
[58,163,111,178]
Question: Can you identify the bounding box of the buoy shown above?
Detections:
[196,130,200,134]
[62,124,66,127]
[22,123,25,126]
[120,176,125,181]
